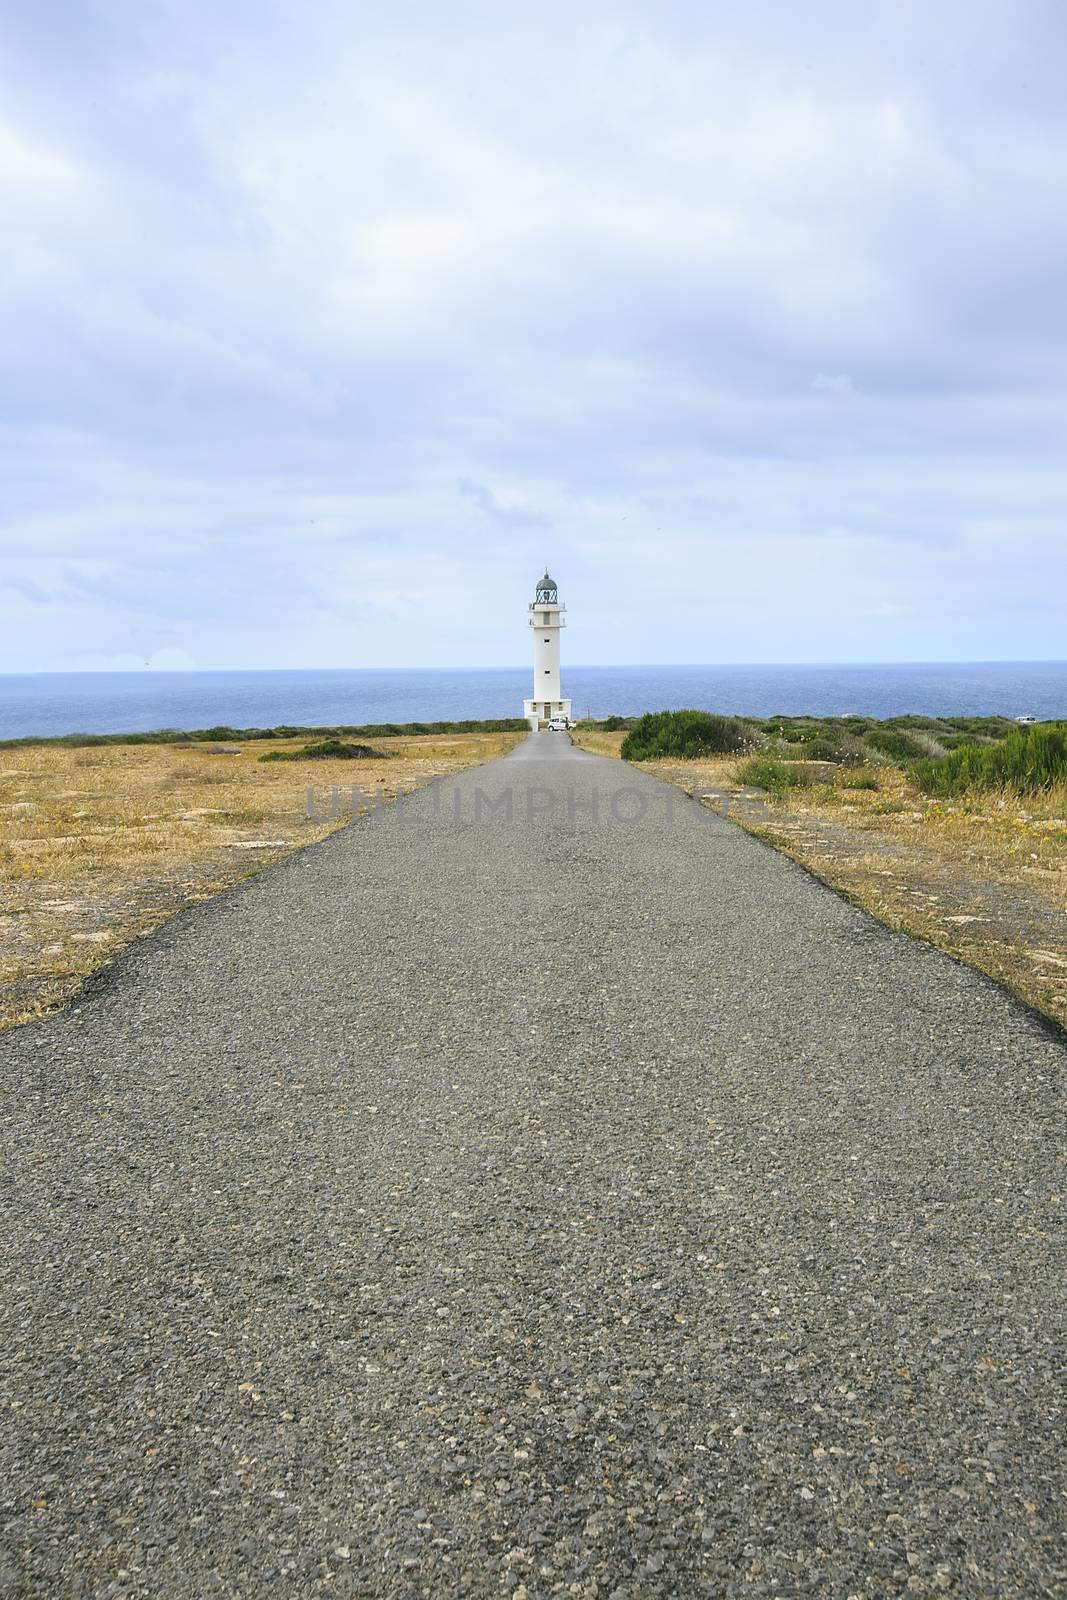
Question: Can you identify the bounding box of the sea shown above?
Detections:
[0,663,1065,741]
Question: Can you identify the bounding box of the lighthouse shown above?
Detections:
[523,569,572,730]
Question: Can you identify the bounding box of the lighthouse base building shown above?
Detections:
[523,569,572,730]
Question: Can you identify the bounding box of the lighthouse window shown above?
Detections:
[544,668,550,674]
[544,637,550,642]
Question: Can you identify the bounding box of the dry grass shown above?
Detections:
[572,731,1067,1030]
[570,727,628,759]
[0,731,522,1029]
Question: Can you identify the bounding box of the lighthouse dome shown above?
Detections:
[535,570,558,602]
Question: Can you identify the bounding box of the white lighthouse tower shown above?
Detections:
[523,569,572,730]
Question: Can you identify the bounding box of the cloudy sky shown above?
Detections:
[2,0,1065,671]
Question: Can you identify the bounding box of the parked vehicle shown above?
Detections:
[547,715,571,732]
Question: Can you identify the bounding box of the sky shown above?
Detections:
[1,0,1066,671]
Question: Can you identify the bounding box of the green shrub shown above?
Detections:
[621,709,751,761]
[601,715,629,731]
[939,732,977,750]
[834,738,873,765]
[774,733,869,764]
[885,714,1016,740]
[911,724,1067,795]
[866,727,934,762]
[803,735,871,763]
[797,736,840,760]
[880,715,945,732]
[737,756,806,794]
[839,768,878,790]
[778,722,838,745]
[259,740,390,762]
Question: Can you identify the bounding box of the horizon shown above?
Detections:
[3,656,1067,680]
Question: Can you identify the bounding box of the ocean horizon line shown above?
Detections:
[2,658,1067,679]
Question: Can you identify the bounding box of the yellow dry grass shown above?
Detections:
[0,731,522,1029]
[747,769,1067,911]
[569,727,628,759]
[571,730,1067,1029]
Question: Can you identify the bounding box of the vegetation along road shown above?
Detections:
[1,732,1063,1597]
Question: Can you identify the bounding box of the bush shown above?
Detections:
[259,740,390,762]
[839,768,878,790]
[737,756,806,795]
[911,723,1067,796]
[884,714,1016,740]
[621,709,751,761]
[600,715,630,731]
[866,727,934,762]
[803,735,873,763]
[772,732,869,764]
[950,717,1018,740]
[939,732,978,750]
[797,736,841,760]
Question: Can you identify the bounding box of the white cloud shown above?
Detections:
[0,0,1065,668]
[813,374,856,396]
[0,123,91,211]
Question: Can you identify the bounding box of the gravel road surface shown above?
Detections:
[2,733,1064,1598]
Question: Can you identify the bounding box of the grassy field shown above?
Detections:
[571,723,1067,1030]
[0,730,522,1029]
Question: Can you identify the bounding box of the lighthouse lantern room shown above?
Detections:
[523,569,572,730]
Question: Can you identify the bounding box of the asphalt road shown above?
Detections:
[2,733,1064,1599]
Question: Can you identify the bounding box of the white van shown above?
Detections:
[547,714,571,732]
